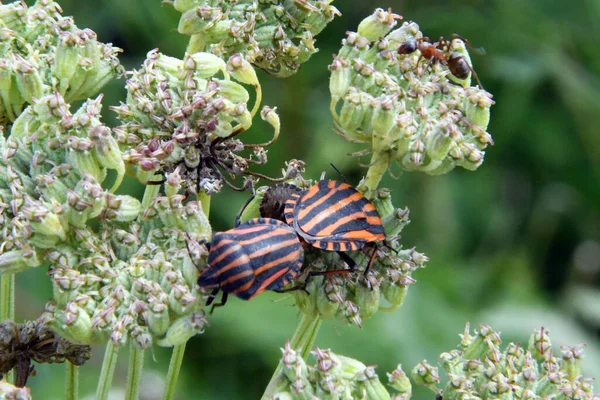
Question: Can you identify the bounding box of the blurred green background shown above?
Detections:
[12,0,600,398]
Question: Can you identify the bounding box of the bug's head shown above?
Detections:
[260,183,304,222]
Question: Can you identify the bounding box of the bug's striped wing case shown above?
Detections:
[283,180,385,252]
[198,218,303,300]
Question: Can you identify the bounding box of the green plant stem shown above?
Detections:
[125,345,145,400]
[141,184,161,209]
[0,272,15,321]
[187,34,205,54]
[198,191,211,217]
[357,152,390,198]
[162,343,187,400]
[1,272,15,383]
[66,362,79,400]
[96,341,119,400]
[262,313,322,398]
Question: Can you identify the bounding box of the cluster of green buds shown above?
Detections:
[112,49,300,194]
[265,341,412,399]
[169,0,340,77]
[413,324,600,400]
[329,8,494,196]
[293,186,427,328]
[238,178,428,329]
[0,0,122,127]
[40,170,211,348]
[0,93,126,272]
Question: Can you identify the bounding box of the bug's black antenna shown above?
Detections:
[330,163,349,184]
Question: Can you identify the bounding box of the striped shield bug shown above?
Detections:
[283,179,385,253]
[197,217,304,311]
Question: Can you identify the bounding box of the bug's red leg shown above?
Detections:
[363,245,379,277]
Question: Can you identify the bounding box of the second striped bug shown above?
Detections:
[196,217,304,311]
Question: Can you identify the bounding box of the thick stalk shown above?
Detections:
[95,341,119,400]
[65,363,79,400]
[1,272,15,383]
[0,272,15,321]
[262,313,322,398]
[357,152,390,198]
[162,343,187,400]
[198,191,211,217]
[124,345,145,400]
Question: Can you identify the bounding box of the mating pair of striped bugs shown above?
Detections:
[196,177,387,312]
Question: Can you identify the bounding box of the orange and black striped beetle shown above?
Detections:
[241,177,386,277]
[197,217,304,311]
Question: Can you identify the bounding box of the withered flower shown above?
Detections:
[0,320,91,388]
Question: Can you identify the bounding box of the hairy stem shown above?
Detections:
[262,313,322,397]
[163,343,187,400]
[1,272,15,383]
[125,345,145,400]
[65,362,79,400]
[357,152,390,198]
[95,341,119,400]
[0,272,14,321]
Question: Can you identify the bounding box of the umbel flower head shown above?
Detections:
[329,8,494,196]
[169,0,340,77]
[413,324,600,400]
[264,341,412,399]
[0,0,123,127]
[112,50,298,194]
[237,178,428,329]
[41,171,212,348]
[0,319,91,388]
[0,93,128,272]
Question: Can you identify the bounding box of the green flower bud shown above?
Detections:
[147,302,171,337]
[0,250,28,274]
[14,56,45,104]
[52,302,93,344]
[30,210,67,240]
[527,327,552,362]
[387,365,412,395]
[178,7,210,36]
[380,281,407,312]
[107,195,142,222]
[426,126,454,161]
[329,55,351,101]
[354,283,380,319]
[411,361,440,389]
[157,312,207,347]
[227,54,259,86]
[188,52,228,79]
[357,8,402,42]
[93,129,125,193]
[53,35,80,93]
[173,0,197,12]
[29,232,62,249]
[68,149,104,184]
[560,344,584,382]
[218,80,250,104]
